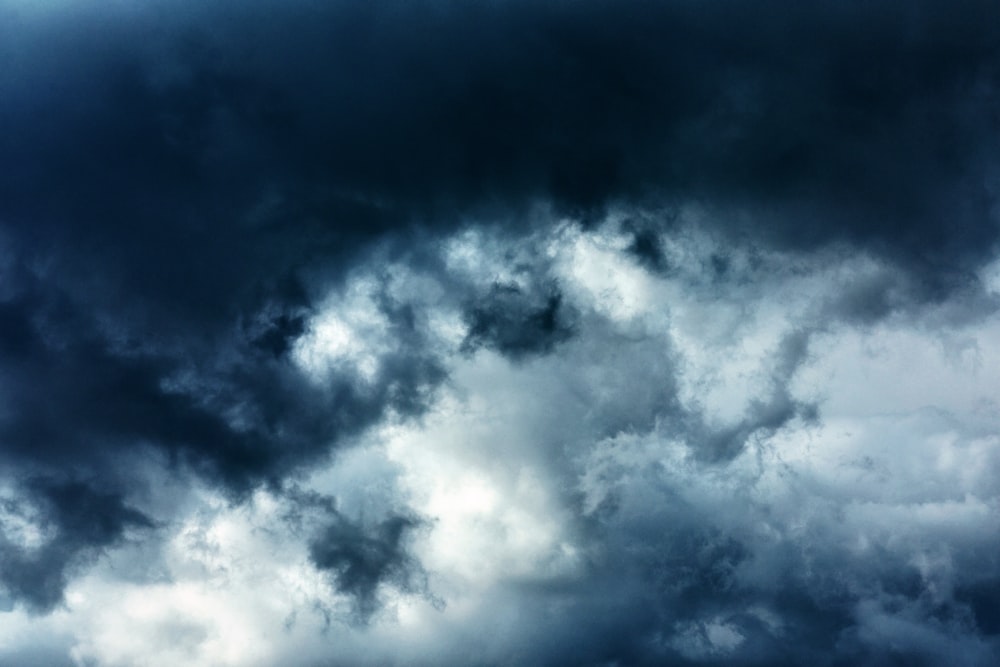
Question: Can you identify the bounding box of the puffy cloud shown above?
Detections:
[1,1,999,664]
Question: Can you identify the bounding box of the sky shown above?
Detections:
[1,0,999,665]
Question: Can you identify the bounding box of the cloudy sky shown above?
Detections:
[1,1,999,665]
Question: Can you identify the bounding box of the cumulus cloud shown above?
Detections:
[1,0,999,665]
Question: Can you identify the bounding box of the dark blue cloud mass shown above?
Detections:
[0,0,999,665]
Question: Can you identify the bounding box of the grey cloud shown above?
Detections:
[462,282,575,361]
[0,1,998,664]
[0,645,75,667]
[569,439,1000,666]
[0,257,444,489]
[309,512,429,625]
[686,329,817,461]
[0,479,153,613]
[5,0,998,291]
[622,215,677,275]
[0,0,995,509]
[0,256,445,607]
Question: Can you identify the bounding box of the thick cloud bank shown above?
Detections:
[1,1,999,665]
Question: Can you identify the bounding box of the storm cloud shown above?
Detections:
[1,0,999,665]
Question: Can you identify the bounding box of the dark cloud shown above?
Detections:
[623,215,676,274]
[0,479,153,613]
[563,447,999,667]
[5,0,997,282]
[309,512,428,624]
[0,268,444,493]
[462,282,574,360]
[0,0,995,495]
[0,1,998,664]
[957,579,1000,635]
[241,277,312,359]
[628,228,670,273]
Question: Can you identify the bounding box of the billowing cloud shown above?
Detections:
[1,0,999,665]
[0,479,153,613]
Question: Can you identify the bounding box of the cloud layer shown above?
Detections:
[1,1,999,665]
